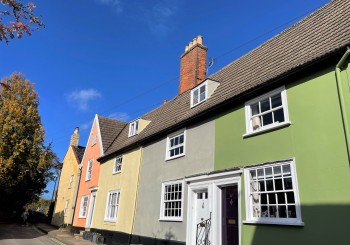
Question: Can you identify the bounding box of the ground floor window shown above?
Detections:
[160,180,183,221]
[244,159,303,225]
[105,190,120,222]
[79,195,89,218]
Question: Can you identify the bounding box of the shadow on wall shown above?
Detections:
[51,209,65,226]
[250,204,350,245]
[130,226,184,245]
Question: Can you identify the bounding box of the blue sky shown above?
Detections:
[1,0,329,199]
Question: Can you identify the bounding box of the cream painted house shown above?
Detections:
[91,147,142,242]
[52,128,85,226]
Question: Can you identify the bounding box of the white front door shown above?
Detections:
[194,190,211,244]
[86,192,96,228]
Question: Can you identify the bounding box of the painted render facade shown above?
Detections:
[91,147,143,244]
[213,60,350,244]
[131,120,215,244]
[73,116,103,229]
[52,128,84,227]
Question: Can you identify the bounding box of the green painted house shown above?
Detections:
[192,0,350,244]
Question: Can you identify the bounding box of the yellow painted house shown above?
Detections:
[91,148,142,235]
[52,128,85,226]
[90,118,150,242]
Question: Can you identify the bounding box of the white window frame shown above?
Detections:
[69,174,74,188]
[91,135,97,146]
[64,200,69,216]
[104,190,120,222]
[159,180,184,221]
[191,81,207,107]
[128,120,139,137]
[113,155,123,174]
[79,195,89,218]
[85,159,93,181]
[165,130,186,160]
[244,159,303,226]
[244,86,290,137]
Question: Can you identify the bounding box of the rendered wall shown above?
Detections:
[52,146,79,226]
[132,120,215,243]
[73,120,102,228]
[215,65,350,245]
[92,148,142,234]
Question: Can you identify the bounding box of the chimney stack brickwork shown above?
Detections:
[179,35,207,94]
[70,127,79,147]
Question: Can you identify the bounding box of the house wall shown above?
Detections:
[73,119,102,228]
[215,65,350,244]
[132,120,215,243]
[91,147,142,234]
[52,146,79,226]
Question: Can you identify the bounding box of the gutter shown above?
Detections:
[335,47,350,166]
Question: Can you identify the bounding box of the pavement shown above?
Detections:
[34,223,94,245]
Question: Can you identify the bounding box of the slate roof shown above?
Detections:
[97,115,127,152]
[101,0,350,161]
[72,145,86,163]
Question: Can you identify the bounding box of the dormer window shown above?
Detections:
[191,82,207,107]
[128,120,139,137]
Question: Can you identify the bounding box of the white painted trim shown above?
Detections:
[244,86,290,135]
[96,115,104,156]
[112,155,123,174]
[186,171,242,245]
[104,189,120,222]
[79,195,89,218]
[85,192,96,228]
[79,114,98,169]
[185,169,242,183]
[159,179,184,222]
[243,159,303,225]
[190,80,208,108]
[128,119,139,137]
[85,159,93,181]
[165,129,186,161]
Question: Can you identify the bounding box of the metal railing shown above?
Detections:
[196,213,211,245]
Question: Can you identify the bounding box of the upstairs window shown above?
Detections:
[128,120,139,137]
[245,86,289,136]
[166,130,186,160]
[244,160,303,225]
[160,180,183,221]
[91,135,97,146]
[105,190,120,222]
[86,159,93,181]
[191,82,207,107]
[113,156,123,174]
[69,174,74,188]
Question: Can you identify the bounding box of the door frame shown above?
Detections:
[186,169,242,245]
[85,188,98,228]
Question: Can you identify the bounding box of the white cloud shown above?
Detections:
[95,0,123,14]
[67,89,101,111]
[146,0,179,36]
[108,112,130,122]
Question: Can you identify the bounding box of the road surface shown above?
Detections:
[0,223,61,245]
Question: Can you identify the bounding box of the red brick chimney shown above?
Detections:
[179,35,207,94]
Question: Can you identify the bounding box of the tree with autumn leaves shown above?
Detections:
[0,0,44,43]
[0,73,58,217]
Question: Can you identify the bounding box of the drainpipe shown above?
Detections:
[128,147,143,244]
[335,47,350,165]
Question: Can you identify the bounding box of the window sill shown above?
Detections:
[112,171,121,175]
[190,99,206,109]
[243,219,304,226]
[243,121,291,138]
[159,218,183,222]
[165,154,185,161]
[104,219,117,223]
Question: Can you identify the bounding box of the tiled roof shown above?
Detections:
[72,146,86,163]
[97,115,127,152]
[101,0,350,160]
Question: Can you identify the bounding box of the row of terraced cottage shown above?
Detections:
[52,1,350,244]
